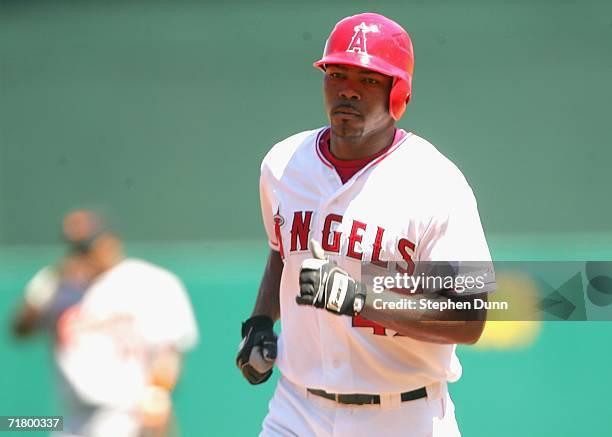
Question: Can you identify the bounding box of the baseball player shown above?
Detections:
[236,13,495,436]
[12,210,199,437]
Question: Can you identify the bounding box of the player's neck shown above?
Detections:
[329,125,396,161]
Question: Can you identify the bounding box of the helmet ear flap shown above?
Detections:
[389,77,410,120]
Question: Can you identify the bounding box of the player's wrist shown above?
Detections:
[333,278,366,316]
[352,282,367,315]
[241,315,274,337]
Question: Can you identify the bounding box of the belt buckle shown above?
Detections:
[335,393,340,403]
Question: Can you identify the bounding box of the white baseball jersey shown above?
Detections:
[260,127,492,394]
[25,258,199,436]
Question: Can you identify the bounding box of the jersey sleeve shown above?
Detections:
[260,164,280,252]
[417,180,495,295]
[140,274,199,352]
[24,266,59,310]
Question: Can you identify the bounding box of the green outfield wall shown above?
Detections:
[1,0,611,244]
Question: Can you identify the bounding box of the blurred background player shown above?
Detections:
[11,210,199,437]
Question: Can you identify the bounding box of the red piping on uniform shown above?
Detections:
[315,128,335,170]
[315,127,411,174]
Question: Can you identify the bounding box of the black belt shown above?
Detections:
[307,387,427,405]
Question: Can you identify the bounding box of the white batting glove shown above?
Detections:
[296,239,366,316]
[236,315,277,385]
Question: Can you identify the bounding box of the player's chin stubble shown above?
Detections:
[330,119,364,141]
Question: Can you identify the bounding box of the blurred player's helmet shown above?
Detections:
[314,13,414,120]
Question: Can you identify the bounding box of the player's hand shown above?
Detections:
[236,315,277,385]
[296,239,366,316]
[137,385,172,430]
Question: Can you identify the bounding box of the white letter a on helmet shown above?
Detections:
[346,22,380,55]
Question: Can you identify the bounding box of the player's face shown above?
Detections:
[323,64,394,140]
[85,235,124,275]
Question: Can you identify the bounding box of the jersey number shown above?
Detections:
[352,314,387,335]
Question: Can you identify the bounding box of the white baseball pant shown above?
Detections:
[261,376,461,437]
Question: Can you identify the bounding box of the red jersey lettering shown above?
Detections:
[346,220,367,260]
[321,213,343,253]
[290,211,313,252]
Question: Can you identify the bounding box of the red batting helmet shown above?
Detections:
[314,13,414,120]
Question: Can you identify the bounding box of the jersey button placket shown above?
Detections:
[315,174,354,387]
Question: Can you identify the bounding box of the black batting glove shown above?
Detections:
[236,315,277,385]
[296,239,366,316]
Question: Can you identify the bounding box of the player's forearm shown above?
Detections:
[360,291,487,344]
[250,249,283,322]
[149,347,182,391]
